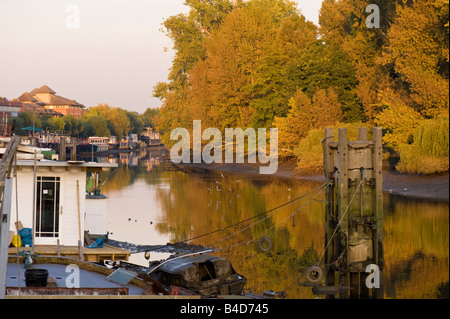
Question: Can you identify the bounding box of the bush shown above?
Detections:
[294,122,368,175]
[396,115,449,174]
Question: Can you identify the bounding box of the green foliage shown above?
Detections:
[45,117,65,132]
[374,91,425,151]
[382,0,449,117]
[155,0,319,138]
[10,103,159,139]
[396,115,449,174]
[141,108,160,128]
[273,88,342,153]
[9,111,41,134]
[126,112,145,136]
[152,0,448,174]
[83,113,111,137]
[293,122,368,174]
[289,39,361,122]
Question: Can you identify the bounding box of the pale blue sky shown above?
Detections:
[0,0,323,113]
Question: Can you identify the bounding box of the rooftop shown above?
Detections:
[34,85,56,94]
[20,85,85,108]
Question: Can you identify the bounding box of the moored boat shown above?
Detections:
[143,253,247,297]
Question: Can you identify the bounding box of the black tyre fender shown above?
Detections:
[258,236,273,252]
[305,265,323,284]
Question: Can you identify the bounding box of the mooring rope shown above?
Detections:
[174,182,329,246]
[279,179,365,295]
[317,178,364,264]
[211,185,328,251]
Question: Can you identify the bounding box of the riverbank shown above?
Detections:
[176,160,449,203]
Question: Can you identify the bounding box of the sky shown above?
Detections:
[0,0,324,114]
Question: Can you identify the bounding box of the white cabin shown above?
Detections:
[9,160,117,247]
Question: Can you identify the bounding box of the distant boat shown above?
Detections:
[140,127,161,146]
[78,137,109,154]
[119,137,137,150]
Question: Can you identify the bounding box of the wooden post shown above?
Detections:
[76,180,81,244]
[60,138,66,161]
[372,127,384,299]
[57,239,61,256]
[336,128,349,298]
[322,128,336,296]
[322,127,384,299]
[78,240,83,261]
[71,137,77,161]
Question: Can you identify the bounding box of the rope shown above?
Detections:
[212,186,328,251]
[99,167,119,190]
[144,184,328,296]
[318,179,364,264]
[279,179,365,295]
[220,188,327,296]
[175,182,329,245]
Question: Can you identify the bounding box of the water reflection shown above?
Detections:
[97,149,449,299]
[383,195,449,299]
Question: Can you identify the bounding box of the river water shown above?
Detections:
[96,148,449,299]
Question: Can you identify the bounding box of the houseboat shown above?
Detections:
[108,136,119,150]
[1,138,246,299]
[0,138,128,263]
[77,137,109,155]
[87,137,110,153]
[10,156,114,247]
[119,134,138,150]
[4,256,154,298]
[145,254,247,297]
[140,127,161,146]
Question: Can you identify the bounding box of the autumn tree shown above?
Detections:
[187,0,317,131]
[289,39,360,121]
[273,88,342,153]
[382,0,449,118]
[141,107,160,128]
[154,0,449,174]
[318,0,400,122]
[83,114,111,137]
[154,0,239,143]
[87,104,130,139]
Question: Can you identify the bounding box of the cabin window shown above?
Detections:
[35,176,60,238]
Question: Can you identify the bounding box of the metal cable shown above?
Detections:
[175,182,329,245]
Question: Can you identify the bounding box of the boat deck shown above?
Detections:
[8,244,130,263]
[5,262,144,296]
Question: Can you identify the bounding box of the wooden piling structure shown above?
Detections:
[322,127,384,299]
[59,137,78,162]
[59,138,66,161]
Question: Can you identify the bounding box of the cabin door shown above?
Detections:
[35,176,61,244]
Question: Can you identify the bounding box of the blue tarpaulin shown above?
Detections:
[87,238,104,249]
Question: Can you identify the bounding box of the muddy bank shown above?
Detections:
[175,160,449,203]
